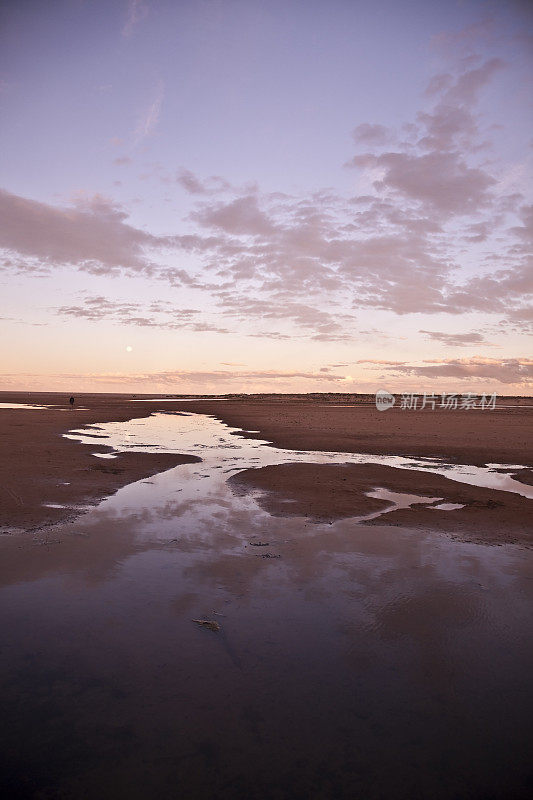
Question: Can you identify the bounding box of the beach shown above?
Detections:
[4,1,532,796]
[1,391,532,536]
[1,392,532,799]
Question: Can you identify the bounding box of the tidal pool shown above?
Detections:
[1,411,532,800]
[0,402,50,410]
[64,411,533,499]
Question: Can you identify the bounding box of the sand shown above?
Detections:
[0,392,200,532]
[0,391,532,537]
[229,462,533,546]
[1,391,533,799]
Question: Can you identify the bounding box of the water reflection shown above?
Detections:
[1,412,532,799]
[65,411,533,499]
[0,402,50,409]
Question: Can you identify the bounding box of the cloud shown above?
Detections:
[428,19,498,57]
[160,55,525,329]
[346,59,509,226]
[133,80,164,147]
[412,60,506,167]
[186,192,449,316]
[122,0,148,38]
[113,156,132,166]
[192,195,276,236]
[176,169,231,196]
[351,150,495,215]
[441,253,532,324]
[378,357,533,385]
[356,359,407,366]
[436,58,504,107]
[1,54,530,342]
[0,369,350,393]
[133,369,346,385]
[419,330,493,347]
[0,189,180,275]
[56,295,230,334]
[172,171,529,326]
[216,294,357,341]
[352,123,392,146]
[164,55,527,326]
[247,331,291,340]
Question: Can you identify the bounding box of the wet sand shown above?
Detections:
[1,391,532,534]
[230,462,533,546]
[1,401,533,799]
[0,393,200,531]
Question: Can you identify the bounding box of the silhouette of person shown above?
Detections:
[69,396,75,408]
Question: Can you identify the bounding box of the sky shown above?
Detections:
[0,0,532,394]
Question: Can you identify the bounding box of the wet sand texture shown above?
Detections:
[0,401,532,799]
[1,391,532,534]
[230,462,533,546]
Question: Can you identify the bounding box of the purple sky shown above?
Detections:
[1,0,532,393]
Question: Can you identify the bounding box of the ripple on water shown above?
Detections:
[1,410,531,800]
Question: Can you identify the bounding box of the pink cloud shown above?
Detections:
[133,80,164,147]
[352,123,392,146]
[378,357,533,385]
[419,330,493,347]
[353,150,495,215]
[176,169,231,196]
[0,189,164,273]
[192,195,276,237]
[55,295,229,334]
[122,0,148,38]
[1,54,530,336]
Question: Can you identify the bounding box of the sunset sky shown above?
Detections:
[1,0,532,394]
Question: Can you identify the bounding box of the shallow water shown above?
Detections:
[130,397,227,402]
[0,402,50,409]
[0,403,89,411]
[65,411,533,499]
[1,412,532,800]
